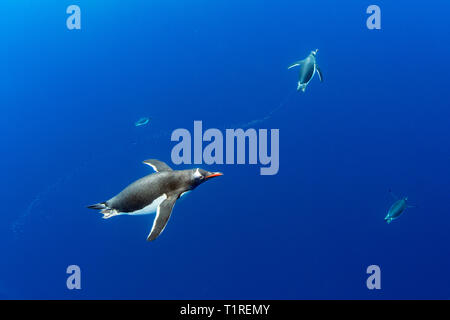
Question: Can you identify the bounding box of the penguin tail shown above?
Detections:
[87,202,119,219]
[297,82,306,92]
[87,202,108,210]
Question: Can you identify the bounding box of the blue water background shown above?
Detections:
[0,1,449,299]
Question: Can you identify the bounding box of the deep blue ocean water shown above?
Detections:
[1,1,449,299]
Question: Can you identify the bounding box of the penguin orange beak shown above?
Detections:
[205,172,223,180]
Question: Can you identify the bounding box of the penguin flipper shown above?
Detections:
[316,65,324,82]
[147,194,177,241]
[288,60,304,69]
[143,159,173,172]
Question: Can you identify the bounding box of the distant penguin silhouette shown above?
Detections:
[135,117,150,127]
[87,159,223,241]
[384,190,414,224]
[288,49,323,92]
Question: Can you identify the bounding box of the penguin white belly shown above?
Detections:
[305,65,316,86]
[123,194,167,216]
[180,191,191,198]
[298,65,316,91]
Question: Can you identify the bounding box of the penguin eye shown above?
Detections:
[193,169,203,180]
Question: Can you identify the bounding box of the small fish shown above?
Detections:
[135,117,150,127]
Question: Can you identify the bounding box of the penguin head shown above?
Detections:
[311,49,319,56]
[191,168,223,188]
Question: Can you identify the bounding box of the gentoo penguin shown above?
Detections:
[384,191,414,224]
[288,49,323,92]
[87,159,223,241]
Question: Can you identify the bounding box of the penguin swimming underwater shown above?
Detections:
[288,49,323,92]
[384,191,414,224]
[135,117,150,127]
[87,159,223,241]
